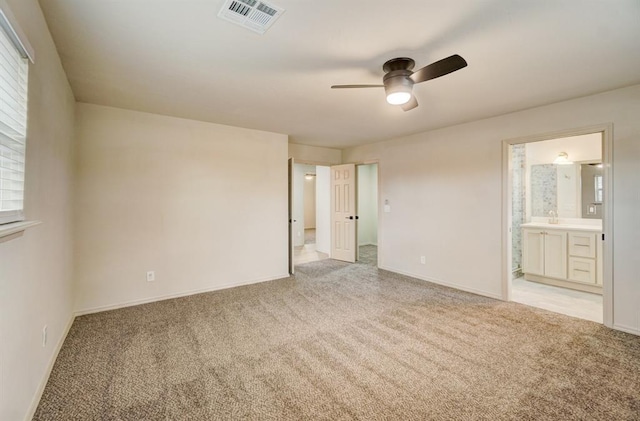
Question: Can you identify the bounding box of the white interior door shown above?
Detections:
[331,164,357,262]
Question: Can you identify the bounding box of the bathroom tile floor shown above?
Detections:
[512,277,603,323]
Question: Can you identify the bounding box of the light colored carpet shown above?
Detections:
[34,249,640,420]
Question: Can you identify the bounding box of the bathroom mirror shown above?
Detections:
[530,161,602,219]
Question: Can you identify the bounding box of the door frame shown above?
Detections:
[288,158,334,272]
[501,123,614,327]
[288,158,382,269]
[288,157,294,274]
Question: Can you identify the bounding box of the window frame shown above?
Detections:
[0,0,34,225]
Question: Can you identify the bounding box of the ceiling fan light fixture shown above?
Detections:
[386,91,412,105]
[384,75,414,105]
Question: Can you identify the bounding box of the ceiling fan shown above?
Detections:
[331,54,467,111]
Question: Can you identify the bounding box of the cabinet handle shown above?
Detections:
[574,269,589,273]
[573,244,589,247]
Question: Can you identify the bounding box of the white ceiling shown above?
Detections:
[39,0,640,149]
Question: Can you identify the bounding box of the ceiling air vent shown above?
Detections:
[218,0,285,34]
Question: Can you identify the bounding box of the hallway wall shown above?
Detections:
[304,175,316,229]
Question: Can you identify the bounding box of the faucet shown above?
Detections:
[548,210,558,224]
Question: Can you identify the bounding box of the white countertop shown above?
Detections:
[521,222,602,232]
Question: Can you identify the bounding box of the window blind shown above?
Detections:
[0,18,28,224]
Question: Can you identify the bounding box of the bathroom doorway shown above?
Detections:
[503,126,612,325]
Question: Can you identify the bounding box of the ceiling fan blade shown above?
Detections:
[331,84,384,89]
[401,95,418,111]
[410,54,467,84]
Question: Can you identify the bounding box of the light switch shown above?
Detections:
[384,205,391,213]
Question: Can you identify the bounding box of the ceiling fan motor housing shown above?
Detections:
[382,58,416,100]
[382,57,415,73]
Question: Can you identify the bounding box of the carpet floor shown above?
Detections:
[34,247,640,420]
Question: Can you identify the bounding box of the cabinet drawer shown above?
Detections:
[568,257,596,284]
[568,232,596,258]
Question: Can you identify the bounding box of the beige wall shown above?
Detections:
[288,143,342,165]
[74,104,289,313]
[344,84,640,335]
[0,0,76,420]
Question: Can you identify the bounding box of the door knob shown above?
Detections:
[346,216,354,220]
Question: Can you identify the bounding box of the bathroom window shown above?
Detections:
[594,175,603,203]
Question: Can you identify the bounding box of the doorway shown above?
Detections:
[289,161,380,271]
[292,163,330,266]
[328,162,379,265]
[503,126,613,326]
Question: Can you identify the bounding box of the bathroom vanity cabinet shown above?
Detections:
[522,223,602,294]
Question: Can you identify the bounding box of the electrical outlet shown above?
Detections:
[146,271,155,282]
[420,256,426,264]
[42,325,47,347]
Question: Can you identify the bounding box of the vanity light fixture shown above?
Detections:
[553,151,574,165]
[305,173,316,180]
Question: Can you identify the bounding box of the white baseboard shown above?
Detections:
[24,313,75,421]
[378,265,503,300]
[612,323,640,336]
[74,273,290,316]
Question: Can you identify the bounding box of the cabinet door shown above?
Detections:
[568,257,597,284]
[544,230,567,280]
[522,229,544,276]
[568,231,597,258]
